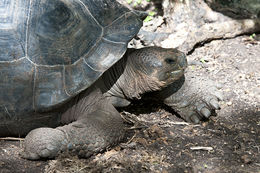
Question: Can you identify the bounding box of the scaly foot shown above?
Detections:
[159,73,223,123]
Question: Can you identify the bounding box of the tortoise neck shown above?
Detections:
[101,49,165,100]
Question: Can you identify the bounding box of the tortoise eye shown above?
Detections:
[165,58,176,64]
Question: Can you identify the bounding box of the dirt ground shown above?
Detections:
[0,34,259,173]
[1,1,260,172]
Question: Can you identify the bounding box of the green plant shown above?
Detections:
[125,0,156,22]
[144,11,156,22]
[127,0,151,6]
[250,33,256,39]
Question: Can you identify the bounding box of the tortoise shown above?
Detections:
[0,0,222,160]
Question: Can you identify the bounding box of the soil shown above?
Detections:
[1,1,260,173]
[0,35,259,173]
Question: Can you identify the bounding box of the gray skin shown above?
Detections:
[0,0,222,160]
[22,47,188,159]
[21,47,222,160]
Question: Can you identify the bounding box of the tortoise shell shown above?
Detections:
[0,0,143,115]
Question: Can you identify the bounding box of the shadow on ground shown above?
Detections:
[0,35,259,173]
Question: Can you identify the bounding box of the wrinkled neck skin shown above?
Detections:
[100,50,165,101]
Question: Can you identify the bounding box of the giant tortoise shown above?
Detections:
[0,0,222,160]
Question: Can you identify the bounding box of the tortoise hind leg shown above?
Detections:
[22,101,125,160]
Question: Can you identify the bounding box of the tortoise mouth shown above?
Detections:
[162,53,187,84]
[167,69,185,83]
[170,69,185,77]
[166,57,187,83]
[158,68,185,85]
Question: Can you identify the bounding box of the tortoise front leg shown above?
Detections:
[22,99,125,160]
[156,74,223,123]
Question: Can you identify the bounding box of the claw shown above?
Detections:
[200,107,211,118]
[190,114,200,123]
[214,91,223,101]
[209,99,220,110]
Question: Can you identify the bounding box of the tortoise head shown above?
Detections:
[128,47,187,87]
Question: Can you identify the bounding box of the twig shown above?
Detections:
[78,165,91,172]
[254,163,260,166]
[127,126,148,130]
[0,137,24,141]
[190,146,213,151]
[125,133,137,145]
[168,122,190,125]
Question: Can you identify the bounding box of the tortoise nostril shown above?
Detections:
[165,58,176,64]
